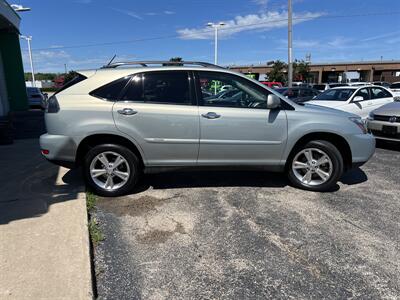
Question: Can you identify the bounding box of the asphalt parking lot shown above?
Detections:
[93,142,400,299]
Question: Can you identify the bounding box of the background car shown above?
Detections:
[26,87,47,109]
[389,82,400,97]
[372,81,390,88]
[306,85,394,118]
[367,101,400,142]
[275,87,320,103]
[347,82,372,87]
[312,83,348,92]
[259,81,283,89]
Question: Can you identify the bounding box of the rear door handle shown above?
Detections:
[118,108,137,115]
[201,112,221,119]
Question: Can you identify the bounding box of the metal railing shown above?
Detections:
[101,61,224,69]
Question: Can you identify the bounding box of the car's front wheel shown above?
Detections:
[288,140,344,192]
[83,144,140,197]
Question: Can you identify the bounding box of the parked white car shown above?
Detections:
[347,82,372,87]
[306,86,394,118]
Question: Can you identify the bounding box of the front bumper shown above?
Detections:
[367,119,400,142]
[348,133,376,165]
[40,133,78,164]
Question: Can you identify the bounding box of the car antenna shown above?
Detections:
[105,54,117,67]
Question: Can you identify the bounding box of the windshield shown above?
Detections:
[314,88,355,101]
[275,88,287,95]
[313,85,325,90]
[329,83,348,88]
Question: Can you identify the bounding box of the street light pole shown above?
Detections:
[21,35,35,87]
[207,22,225,65]
[288,0,293,88]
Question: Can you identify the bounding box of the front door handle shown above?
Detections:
[118,108,137,115]
[201,112,221,119]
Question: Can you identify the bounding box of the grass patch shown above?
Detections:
[86,191,104,245]
[88,217,104,245]
[86,191,97,212]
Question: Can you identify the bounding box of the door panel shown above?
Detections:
[369,87,394,111]
[112,71,200,166]
[348,88,371,118]
[195,71,288,165]
[198,107,287,165]
[113,103,199,165]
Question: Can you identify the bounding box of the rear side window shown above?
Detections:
[370,87,392,99]
[90,76,130,100]
[121,71,192,105]
[55,74,87,95]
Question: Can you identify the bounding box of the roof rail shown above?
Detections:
[101,61,224,69]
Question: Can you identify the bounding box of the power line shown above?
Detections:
[22,11,400,52]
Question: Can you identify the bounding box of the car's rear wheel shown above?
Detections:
[288,140,343,192]
[83,144,140,197]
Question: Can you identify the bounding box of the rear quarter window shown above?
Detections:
[90,76,131,100]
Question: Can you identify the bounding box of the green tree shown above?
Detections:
[268,60,287,83]
[293,59,310,82]
[63,71,78,83]
[164,57,183,66]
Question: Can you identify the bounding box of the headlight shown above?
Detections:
[349,117,367,134]
[367,112,374,121]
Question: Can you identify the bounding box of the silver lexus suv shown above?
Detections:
[40,61,375,196]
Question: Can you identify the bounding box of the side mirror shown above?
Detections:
[353,96,364,102]
[267,94,280,109]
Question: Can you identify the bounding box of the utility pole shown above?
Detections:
[288,0,293,87]
[207,22,225,65]
[21,35,35,87]
[64,64,67,74]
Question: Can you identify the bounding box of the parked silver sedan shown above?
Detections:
[367,101,400,142]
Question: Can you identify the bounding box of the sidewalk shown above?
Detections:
[0,139,93,299]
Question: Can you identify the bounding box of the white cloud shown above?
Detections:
[164,10,175,15]
[74,0,92,4]
[111,8,143,20]
[177,11,323,40]
[21,50,139,73]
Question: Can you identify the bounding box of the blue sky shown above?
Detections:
[16,0,400,73]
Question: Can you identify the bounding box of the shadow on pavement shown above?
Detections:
[11,110,46,140]
[0,140,82,225]
[340,167,368,185]
[131,167,368,194]
[376,139,400,152]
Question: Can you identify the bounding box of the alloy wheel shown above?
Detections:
[292,148,333,186]
[89,151,131,191]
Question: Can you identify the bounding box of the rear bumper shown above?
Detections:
[40,133,78,163]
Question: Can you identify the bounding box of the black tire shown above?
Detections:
[287,140,344,192]
[83,144,140,197]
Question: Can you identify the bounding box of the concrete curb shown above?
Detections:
[0,140,93,299]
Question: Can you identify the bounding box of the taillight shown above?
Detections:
[46,96,60,113]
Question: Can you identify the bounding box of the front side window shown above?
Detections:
[354,88,370,101]
[197,71,270,109]
[314,88,355,101]
[121,71,192,105]
[370,87,392,99]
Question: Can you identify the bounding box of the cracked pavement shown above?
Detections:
[93,142,400,299]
